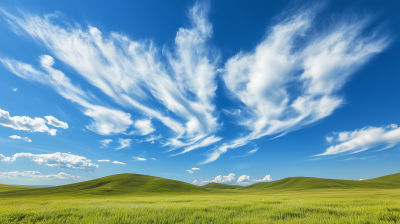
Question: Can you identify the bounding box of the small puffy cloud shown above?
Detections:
[112,161,125,165]
[0,152,98,171]
[134,120,155,136]
[0,171,86,181]
[9,135,32,142]
[132,157,146,161]
[186,170,193,173]
[237,174,273,186]
[100,139,112,147]
[0,108,57,135]
[316,124,400,156]
[12,88,17,92]
[192,167,200,170]
[193,173,235,186]
[149,158,156,160]
[45,116,68,129]
[97,159,110,162]
[116,138,131,150]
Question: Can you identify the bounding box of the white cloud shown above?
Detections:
[236,148,258,157]
[116,138,131,150]
[99,139,112,147]
[173,135,222,155]
[186,170,193,173]
[326,136,334,143]
[9,135,32,142]
[97,159,110,162]
[0,152,98,171]
[0,56,133,135]
[0,108,57,135]
[112,161,125,164]
[204,5,389,164]
[12,88,17,91]
[193,173,235,186]
[0,3,220,152]
[132,157,146,161]
[45,116,68,129]
[316,124,400,156]
[133,120,155,136]
[0,171,86,181]
[237,174,273,186]
[192,167,200,170]
[150,158,156,160]
[138,134,162,144]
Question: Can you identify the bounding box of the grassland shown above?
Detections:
[0,172,399,223]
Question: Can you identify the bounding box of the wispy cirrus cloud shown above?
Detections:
[116,138,131,150]
[0,171,86,181]
[316,124,400,156]
[0,56,133,135]
[0,152,98,171]
[112,161,125,164]
[0,2,220,153]
[99,139,112,147]
[203,4,390,164]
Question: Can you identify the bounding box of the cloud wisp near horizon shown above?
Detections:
[0,1,393,169]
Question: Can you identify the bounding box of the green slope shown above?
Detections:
[0,173,214,197]
[0,184,32,192]
[241,174,400,191]
[203,183,243,189]
[1,172,398,198]
[368,172,400,182]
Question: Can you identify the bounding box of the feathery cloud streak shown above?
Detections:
[0,3,219,152]
[316,124,400,156]
[0,56,133,135]
[204,5,390,164]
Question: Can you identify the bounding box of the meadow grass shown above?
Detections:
[0,189,399,223]
[1,173,399,223]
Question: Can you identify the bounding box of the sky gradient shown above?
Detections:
[0,0,399,186]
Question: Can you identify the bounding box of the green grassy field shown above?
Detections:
[0,172,399,223]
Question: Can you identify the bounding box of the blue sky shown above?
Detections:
[0,0,399,186]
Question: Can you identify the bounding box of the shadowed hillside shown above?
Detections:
[0,173,214,197]
[0,184,31,192]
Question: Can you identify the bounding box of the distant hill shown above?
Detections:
[242,173,400,191]
[0,184,31,192]
[203,183,243,189]
[0,172,398,197]
[0,173,214,197]
[17,185,56,188]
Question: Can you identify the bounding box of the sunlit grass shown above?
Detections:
[1,190,399,223]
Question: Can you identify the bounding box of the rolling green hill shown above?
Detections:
[0,173,214,197]
[242,173,400,191]
[0,172,398,197]
[0,184,31,192]
[203,183,243,189]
